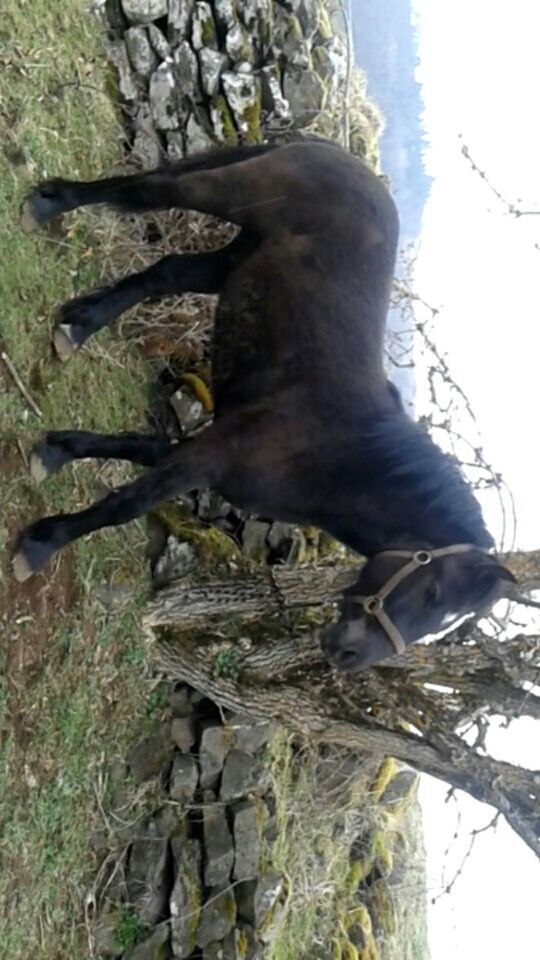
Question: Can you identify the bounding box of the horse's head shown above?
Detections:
[321,545,516,671]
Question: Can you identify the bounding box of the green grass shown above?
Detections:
[115,906,147,949]
[0,3,159,957]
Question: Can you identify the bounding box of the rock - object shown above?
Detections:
[121,0,168,24]
[105,0,378,160]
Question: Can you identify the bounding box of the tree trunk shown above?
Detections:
[144,563,358,627]
[146,553,540,859]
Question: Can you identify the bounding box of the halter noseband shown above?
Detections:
[349,544,484,656]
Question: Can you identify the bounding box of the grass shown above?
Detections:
[0,3,162,956]
[265,735,429,960]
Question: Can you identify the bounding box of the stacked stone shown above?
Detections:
[103,0,349,166]
[95,683,283,959]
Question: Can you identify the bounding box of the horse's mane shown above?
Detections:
[358,412,494,549]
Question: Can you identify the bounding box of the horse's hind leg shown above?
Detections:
[29,430,173,483]
[20,143,278,231]
[54,235,250,360]
[21,141,326,232]
[13,426,223,581]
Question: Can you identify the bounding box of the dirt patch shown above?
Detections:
[1,442,78,743]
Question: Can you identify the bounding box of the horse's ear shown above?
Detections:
[495,565,517,585]
[473,558,517,601]
[494,563,518,599]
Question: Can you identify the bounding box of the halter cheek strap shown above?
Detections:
[349,544,486,656]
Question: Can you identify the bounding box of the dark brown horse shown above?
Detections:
[13,140,515,670]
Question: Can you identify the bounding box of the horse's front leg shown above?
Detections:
[13,427,224,582]
[29,430,174,483]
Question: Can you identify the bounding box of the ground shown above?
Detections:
[0,4,156,956]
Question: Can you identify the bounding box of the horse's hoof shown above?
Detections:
[20,181,68,232]
[29,450,49,484]
[20,198,41,233]
[53,324,78,362]
[12,533,55,581]
[29,438,69,483]
[12,549,34,582]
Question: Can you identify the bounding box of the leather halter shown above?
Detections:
[348,544,485,656]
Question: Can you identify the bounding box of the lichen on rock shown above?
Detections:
[121,0,167,25]
[199,47,230,96]
[210,94,239,144]
[125,25,159,77]
[221,71,263,143]
[282,63,326,125]
[226,21,254,63]
[149,61,180,129]
[192,1,219,50]
[168,0,195,42]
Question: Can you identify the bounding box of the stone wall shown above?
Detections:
[98,0,378,167]
[95,683,282,959]
[93,683,419,960]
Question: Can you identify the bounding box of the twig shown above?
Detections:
[461,141,540,218]
[1,350,42,418]
[432,810,501,903]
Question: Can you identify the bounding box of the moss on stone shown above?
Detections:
[239,93,263,145]
[315,0,334,40]
[212,94,238,144]
[181,860,202,949]
[345,905,372,938]
[286,11,303,40]
[236,927,249,958]
[151,502,241,568]
[369,879,397,937]
[345,857,374,890]
[371,757,398,802]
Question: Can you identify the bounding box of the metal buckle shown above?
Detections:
[413,550,432,566]
[362,595,383,614]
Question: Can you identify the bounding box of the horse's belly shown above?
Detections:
[212,278,297,411]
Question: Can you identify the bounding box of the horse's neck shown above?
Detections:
[322,411,493,555]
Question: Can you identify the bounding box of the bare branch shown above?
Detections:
[460,141,540,218]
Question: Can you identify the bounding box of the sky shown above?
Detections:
[408,1,540,957]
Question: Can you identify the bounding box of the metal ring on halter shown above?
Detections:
[362,596,383,614]
[413,550,432,566]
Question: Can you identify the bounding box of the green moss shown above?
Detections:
[286,11,303,39]
[224,891,237,922]
[371,758,398,802]
[369,879,397,937]
[116,906,146,949]
[212,646,241,679]
[237,928,249,959]
[332,939,343,960]
[151,502,241,567]
[200,14,217,46]
[376,846,393,878]
[240,96,263,145]
[315,0,333,39]
[212,95,238,145]
[182,864,202,948]
[345,905,372,938]
[345,858,374,890]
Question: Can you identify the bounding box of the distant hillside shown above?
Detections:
[350,0,431,246]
